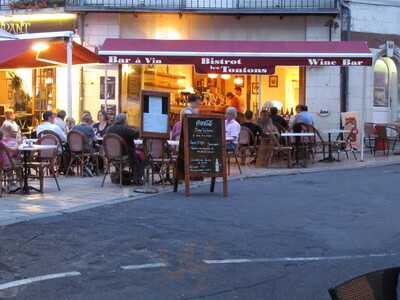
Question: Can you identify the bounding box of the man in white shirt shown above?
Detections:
[225,106,241,152]
[54,110,67,133]
[36,111,67,142]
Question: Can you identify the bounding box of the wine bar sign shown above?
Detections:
[182,114,228,197]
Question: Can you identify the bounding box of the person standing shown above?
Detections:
[184,94,202,114]
[226,92,242,114]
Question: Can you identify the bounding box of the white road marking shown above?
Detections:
[203,253,399,265]
[0,271,81,290]
[121,263,168,270]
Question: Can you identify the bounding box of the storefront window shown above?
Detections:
[120,64,302,128]
[374,58,390,107]
[33,68,56,121]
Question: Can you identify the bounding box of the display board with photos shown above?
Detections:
[140,91,170,138]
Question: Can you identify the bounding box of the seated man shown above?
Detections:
[106,113,144,184]
[292,105,314,127]
[36,111,67,143]
[241,110,263,145]
[72,113,95,152]
[270,107,288,131]
[225,106,241,152]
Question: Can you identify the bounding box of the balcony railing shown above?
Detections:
[64,0,339,14]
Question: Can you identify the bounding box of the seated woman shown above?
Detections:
[257,110,279,135]
[170,108,193,141]
[93,110,110,138]
[0,130,13,170]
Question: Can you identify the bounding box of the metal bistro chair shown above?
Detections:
[364,122,377,155]
[146,138,170,185]
[28,134,61,192]
[66,131,99,177]
[329,267,400,300]
[101,133,131,188]
[332,127,359,160]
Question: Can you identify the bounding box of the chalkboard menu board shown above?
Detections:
[181,114,228,197]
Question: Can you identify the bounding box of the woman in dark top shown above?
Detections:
[93,110,110,137]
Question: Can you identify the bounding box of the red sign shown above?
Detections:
[106,54,371,74]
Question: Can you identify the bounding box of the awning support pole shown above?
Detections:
[360,66,367,162]
[67,36,73,117]
[104,66,108,110]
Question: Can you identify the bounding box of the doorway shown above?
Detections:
[373,57,399,123]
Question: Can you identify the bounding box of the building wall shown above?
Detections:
[349,0,400,35]
[83,12,343,130]
[348,0,400,123]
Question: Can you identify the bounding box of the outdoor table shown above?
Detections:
[134,139,143,145]
[281,132,314,167]
[321,129,350,162]
[17,144,58,194]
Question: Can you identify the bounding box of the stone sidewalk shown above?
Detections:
[1,153,400,226]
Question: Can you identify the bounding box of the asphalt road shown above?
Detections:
[1,165,400,300]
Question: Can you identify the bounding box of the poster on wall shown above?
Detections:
[141,91,170,138]
[341,112,360,149]
[100,76,116,100]
[127,67,142,102]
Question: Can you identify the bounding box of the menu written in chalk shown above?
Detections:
[187,116,224,176]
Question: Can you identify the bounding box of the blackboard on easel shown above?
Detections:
[174,114,228,197]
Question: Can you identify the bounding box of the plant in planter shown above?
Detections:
[9,72,31,112]
[9,0,48,9]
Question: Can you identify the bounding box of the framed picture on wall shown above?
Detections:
[251,82,259,95]
[100,76,116,100]
[269,75,278,88]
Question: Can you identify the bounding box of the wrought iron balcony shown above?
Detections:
[64,0,339,14]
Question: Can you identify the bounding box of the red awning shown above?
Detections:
[0,38,102,69]
[99,39,373,74]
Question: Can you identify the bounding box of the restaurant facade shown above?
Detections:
[77,11,358,132]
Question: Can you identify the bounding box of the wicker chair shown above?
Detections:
[0,142,23,196]
[28,134,61,192]
[66,131,99,177]
[238,126,256,166]
[329,267,400,300]
[101,133,131,187]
